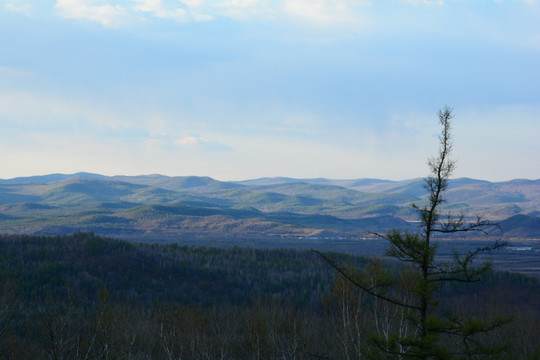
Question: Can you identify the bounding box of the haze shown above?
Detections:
[1,0,539,181]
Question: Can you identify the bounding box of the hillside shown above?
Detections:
[0,233,539,359]
[1,173,540,241]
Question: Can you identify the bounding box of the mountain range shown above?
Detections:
[1,173,540,241]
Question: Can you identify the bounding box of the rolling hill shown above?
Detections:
[1,173,539,241]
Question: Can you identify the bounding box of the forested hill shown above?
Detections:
[0,233,539,358]
[0,232,338,307]
[1,173,540,240]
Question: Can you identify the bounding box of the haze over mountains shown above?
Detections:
[1,173,540,241]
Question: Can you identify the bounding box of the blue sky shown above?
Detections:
[1,0,539,181]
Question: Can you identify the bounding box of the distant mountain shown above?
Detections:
[113,175,244,192]
[498,214,540,238]
[234,177,323,186]
[235,177,399,190]
[0,172,106,184]
[1,173,539,241]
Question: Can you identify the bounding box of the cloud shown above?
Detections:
[55,0,130,27]
[50,0,372,27]
[211,0,370,23]
[53,0,216,25]
[213,0,275,20]
[0,66,34,79]
[174,136,233,151]
[400,0,444,5]
[282,0,361,24]
[175,136,201,145]
[0,91,74,123]
[4,2,32,15]
[0,90,145,138]
[132,0,189,21]
[43,0,540,29]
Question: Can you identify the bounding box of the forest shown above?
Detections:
[1,111,539,359]
[0,232,539,359]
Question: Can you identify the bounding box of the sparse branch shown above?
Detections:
[371,231,429,265]
[433,216,503,235]
[314,250,422,311]
[427,241,505,283]
[322,107,507,359]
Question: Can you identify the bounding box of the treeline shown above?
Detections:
[0,233,539,359]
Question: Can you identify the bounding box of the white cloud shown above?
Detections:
[174,136,233,151]
[132,0,189,21]
[0,66,34,79]
[4,2,32,15]
[175,136,202,145]
[181,0,204,6]
[211,0,369,24]
[400,0,444,5]
[43,0,540,29]
[283,0,353,24]
[190,12,213,20]
[0,90,141,135]
[54,0,215,24]
[132,0,160,12]
[144,137,167,149]
[55,0,129,27]
[50,0,374,26]
[0,91,74,121]
[214,0,274,20]
[180,0,215,20]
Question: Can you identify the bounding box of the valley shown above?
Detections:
[1,173,539,276]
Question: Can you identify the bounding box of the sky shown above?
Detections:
[1,0,539,181]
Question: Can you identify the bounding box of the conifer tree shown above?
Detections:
[319,107,507,359]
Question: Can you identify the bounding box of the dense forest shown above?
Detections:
[0,232,539,359]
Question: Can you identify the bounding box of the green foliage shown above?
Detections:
[322,108,512,359]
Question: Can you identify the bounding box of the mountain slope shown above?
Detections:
[1,173,539,240]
